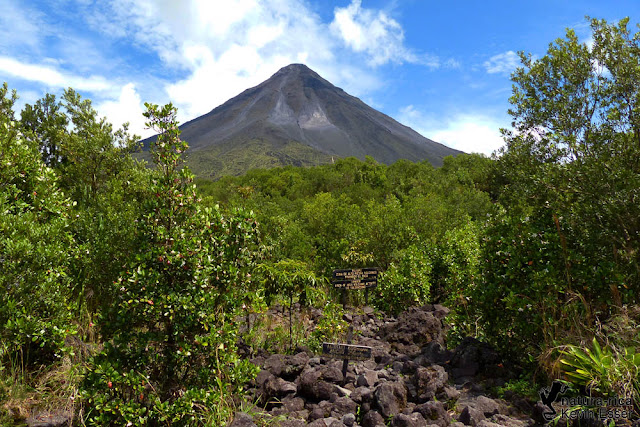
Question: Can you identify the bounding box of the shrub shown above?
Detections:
[80,103,261,425]
[0,97,76,366]
[375,243,432,313]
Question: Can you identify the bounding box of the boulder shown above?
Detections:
[391,412,429,427]
[413,365,448,402]
[374,381,408,418]
[299,369,334,401]
[342,412,357,427]
[282,352,310,380]
[362,410,386,427]
[458,406,485,426]
[414,401,451,427]
[228,412,257,427]
[330,396,358,418]
[380,306,445,356]
[356,369,378,387]
[448,338,502,381]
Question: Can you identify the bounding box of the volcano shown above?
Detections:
[142,64,461,179]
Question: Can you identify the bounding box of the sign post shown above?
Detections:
[323,267,378,383]
[322,325,372,383]
[332,268,378,306]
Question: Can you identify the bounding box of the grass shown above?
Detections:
[242,305,316,355]
[185,139,334,180]
[0,355,82,426]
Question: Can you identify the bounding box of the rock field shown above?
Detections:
[230,305,553,427]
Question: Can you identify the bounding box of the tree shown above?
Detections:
[479,17,640,359]
[20,93,68,167]
[0,83,17,123]
[57,89,149,314]
[502,17,640,299]
[258,259,318,352]
[82,103,261,425]
[0,85,76,366]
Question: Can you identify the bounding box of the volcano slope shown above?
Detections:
[141,64,461,179]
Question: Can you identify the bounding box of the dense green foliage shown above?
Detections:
[466,18,640,365]
[0,87,76,366]
[196,154,493,313]
[81,104,262,425]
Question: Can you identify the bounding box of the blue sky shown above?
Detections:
[1,0,638,155]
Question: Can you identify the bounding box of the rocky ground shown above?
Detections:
[230,305,552,427]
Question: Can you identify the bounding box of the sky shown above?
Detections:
[1,0,638,156]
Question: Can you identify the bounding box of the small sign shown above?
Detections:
[322,342,372,361]
[332,268,378,290]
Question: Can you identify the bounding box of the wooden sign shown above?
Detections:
[332,268,378,290]
[322,342,373,361]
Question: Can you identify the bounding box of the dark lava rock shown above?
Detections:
[467,396,500,417]
[283,352,310,379]
[308,418,346,427]
[414,341,453,366]
[362,410,386,427]
[436,385,460,402]
[458,405,486,426]
[342,412,357,426]
[380,306,444,356]
[414,401,451,427]
[309,406,326,421]
[330,396,358,418]
[264,354,286,377]
[279,420,307,427]
[228,412,257,427]
[374,381,408,418]
[413,365,448,402]
[320,365,345,384]
[299,369,334,401]
[478,414,532,426]
[356,369,378,387]
[391,412,429,427]
[281,395,306,412]
[350,386,373,406]
[448,338,503,381]
[271,377,297,397]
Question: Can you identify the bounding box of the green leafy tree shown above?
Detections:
[0,86,76,365]
[16,89,150,316]
[20,93,68,167]
[0,83,17,122]
[475,17,640,362]
[81,103,260,425]
[375,244,433,313]
[258,259,318,351]
[59,89,149,314]
[500,18,640,301]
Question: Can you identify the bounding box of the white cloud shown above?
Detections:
[1,0,438,134]
[398,105,506,155]
[0,56,113,93]
[0,0,45,52]
[330,0,426,67]
[95,83,151,138]
[81,0,392,121]
[484,50,520,74]
[430,119,505,155]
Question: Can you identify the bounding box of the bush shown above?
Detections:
[374,243,432,313]
[80,104,261,425]
[0,101,76,366]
